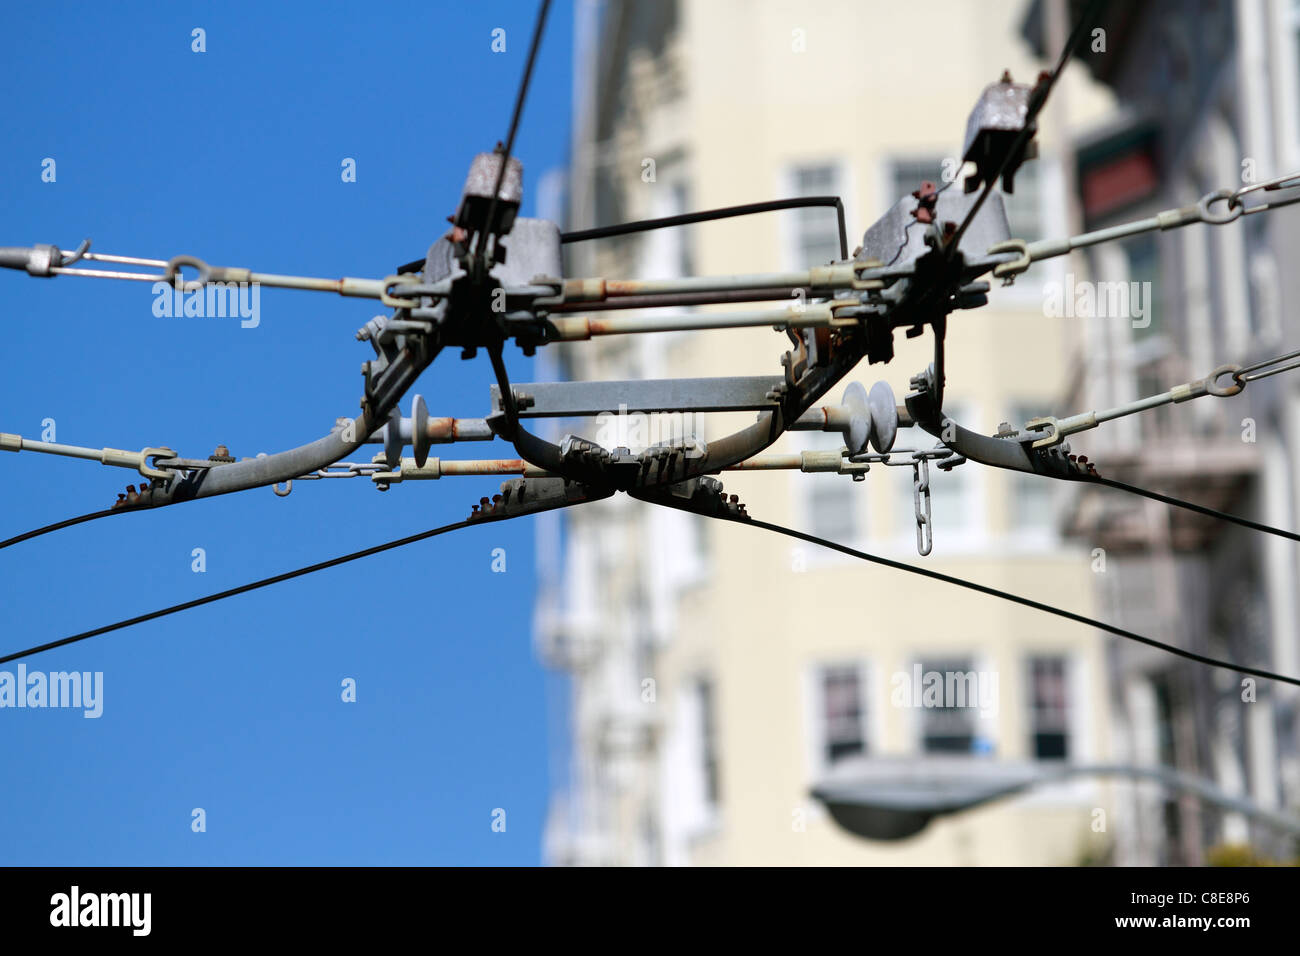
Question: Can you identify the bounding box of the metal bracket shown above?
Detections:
[630,475,750,520]
[468,476,614,522]
[489,376,786,418]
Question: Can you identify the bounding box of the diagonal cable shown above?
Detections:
[946,0,1106,256]
[706,511,1300,687]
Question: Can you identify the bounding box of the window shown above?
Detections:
[1001,161,1043,243]
[800,430,861,542]
[819,664,867,765]
[1028,657,1070,760]
[1122,233,1163,342]
[890,157,1042,243]
[1294,0,1300,127]
[790,163,844,266]
[697,678,720,809]
[889,157,947,207]
[919,658,977,754]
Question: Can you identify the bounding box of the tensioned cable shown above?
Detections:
[712,512,1300,687]
[8,499,1298,689]
[0,515,504,666]
[475,0,553,265]
[1082,474,1300,542]
[946,0,1106,256]
[561,196,850,261]
[0,507,123,551]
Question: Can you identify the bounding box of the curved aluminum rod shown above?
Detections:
[905,382,1083,479]
[127,345,446,509]
[497,337,862,491]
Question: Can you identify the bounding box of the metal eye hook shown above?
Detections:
[1207,365,1245,397]
[163,254,214,293]
[1024,416,1062,449]
[59,238,91,266]
[988,238,1030,284]
[1197,188,1243,225]
[256,452,294,497]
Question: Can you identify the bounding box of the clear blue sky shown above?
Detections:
[0,0,572,865]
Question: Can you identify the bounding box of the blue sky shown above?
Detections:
[0,1,572,865]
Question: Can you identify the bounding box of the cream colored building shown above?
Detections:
[538,0,1122,865]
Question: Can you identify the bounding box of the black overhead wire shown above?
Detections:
[712,512,1300,688]
[945,0,1106,257]
[474,0,553,266]
[0,507,123,551]
[10,497,1300,690]
[0,514,505,666]
[1081,473,1300,542]
[561,196,850,261]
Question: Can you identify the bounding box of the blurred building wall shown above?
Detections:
[538,0,1124,865]
[1031,0,1300,865]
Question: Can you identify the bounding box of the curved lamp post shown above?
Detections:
[811,757,1300,841]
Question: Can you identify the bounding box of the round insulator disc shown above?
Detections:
[868,380,898,453]
[841,381,871,455]
[384,406,404,469]
[411,394,430,468]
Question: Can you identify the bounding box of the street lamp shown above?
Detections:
[811,757,1300,841]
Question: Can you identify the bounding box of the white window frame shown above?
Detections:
[1015,651,1097,807]
[804,659,875,781]
[1269,0,1300,171]
[777,159,855,272]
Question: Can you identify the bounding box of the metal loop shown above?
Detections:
[988,238,1030,284]
[380,275,423,310]
[1024,416,1062,449]
[163,254,212,292]
[255,452,294,496]
[139,447,179,480]
[1197,189,1243,225]
[1206,364,1245,397]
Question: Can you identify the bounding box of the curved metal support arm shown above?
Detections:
[492,343,873,493]
[127,344,446,509]
[905,372,1086,479]
[1056,764,1300,837]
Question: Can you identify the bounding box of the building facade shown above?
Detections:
[1031,0,1300,865]
[539,0,1123,865]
